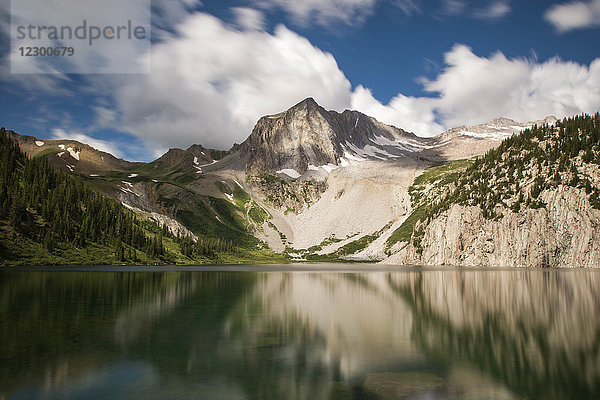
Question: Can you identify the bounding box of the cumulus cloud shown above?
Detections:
[115,12,352,153]
[51,129,124,158]
[544,0,600,32]
[351,86,442,136]
[347,44,599,136]
[422,44,600,129]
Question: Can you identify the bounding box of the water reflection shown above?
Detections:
[389,270,600,399]
[1,268,599,399]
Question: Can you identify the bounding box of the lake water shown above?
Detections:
[1,265,599,399]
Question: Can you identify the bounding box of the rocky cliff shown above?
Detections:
[387,186,600,267]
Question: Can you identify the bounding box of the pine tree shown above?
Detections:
[43,231,54,253]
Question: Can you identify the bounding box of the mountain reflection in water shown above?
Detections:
[1,268,599,399]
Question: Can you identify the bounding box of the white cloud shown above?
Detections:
[256,0,378,26]
[115,18,600,150]
[392,0,422,16]
[51,129,124,158]
[0,0,10,39]
[254,0,509,26]
[231,7,266,31]
[152,0,202,32]
[544,0,600,32]
[8,0,151,74]
[3,7,599,153]
[422,44,600,129]
[115,12,352,152]
[351,85,442,136]
[473,1,510,19]
[440,0,467,16]
[440,0,510,19]
[92,106,119,129]
[347,44,600,136]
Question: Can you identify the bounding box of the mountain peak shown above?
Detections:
[294,97,319,108]
[489,117,518,127]
[285,97,328,116]
[242,97,419,177]
[186,144,205,152]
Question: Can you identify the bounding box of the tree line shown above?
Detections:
[0,128,166,261]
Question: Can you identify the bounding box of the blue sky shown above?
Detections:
[1,0,599,161]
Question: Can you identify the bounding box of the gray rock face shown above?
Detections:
[398,186,600,268]
[241,97,416,175]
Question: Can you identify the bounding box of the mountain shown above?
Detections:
[3,98,596,267]
[241,97,430,178]
[383,113,600,267]
[240,98,554,180]
[0,128,172,265]
[438,115,558,141]
[0,128,281,265]
[144,144,228,177]
[6,130,134,175]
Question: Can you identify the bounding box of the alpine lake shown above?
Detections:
[1,264,599,399]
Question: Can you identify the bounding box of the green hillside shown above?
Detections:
[0,128,283,266]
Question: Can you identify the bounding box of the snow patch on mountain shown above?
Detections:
[119,181,139,196]
[277,169,301,179]
[194,159,218,173]
[67,147,80,161]
[321,164,338,173]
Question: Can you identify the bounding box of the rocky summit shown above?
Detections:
[241,97,428,178]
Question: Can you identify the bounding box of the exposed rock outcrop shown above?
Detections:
[386,186,600,267]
